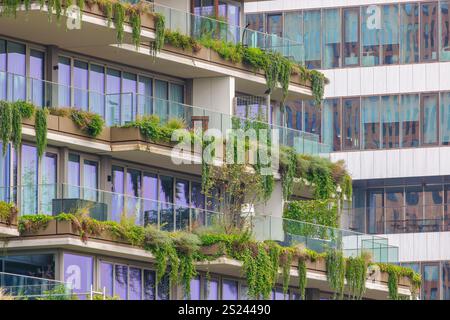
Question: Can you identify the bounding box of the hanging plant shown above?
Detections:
[129,8,141,49]
[310,70,326,105]
[280,146,297,200]
[4,0,20,17]
[35,107,49,158]
[297,258,307,300]
[11,103,23,151]
[280,249,293,297]
[150,12,165,58]
[325,249,346,300]
[77,0,84,19]
[0,101,12,155]
[345,255,369,300]
[113,2,125,44]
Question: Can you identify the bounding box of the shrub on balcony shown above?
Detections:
[0,201,18,225]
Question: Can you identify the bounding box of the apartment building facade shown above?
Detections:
[244,0,450,300]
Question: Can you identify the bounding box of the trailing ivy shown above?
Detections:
[11,103,23,150]
[129,8,141,49]
[280,146,297,200]
[35,107,48,158]
[280,249,293,297]
[69,109,105,137]
[113,1,125,44]
[150,12,165,58]
[376,263,422,300]
[0,101,12,155]
[345,255,369,300]
[297,258,307,300]
[325,249,346,300]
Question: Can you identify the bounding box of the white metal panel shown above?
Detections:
[439,147,450,175]
[334,69,348,97]
[399,149,415,177]
[426,232,441,261]
[345,152,361,179]
[439,62,450,90]
[385,149,400,178]
[412,148,427,176]
[425,63,440,91]
[373,66,387,93]
[385,65,400,94]
[424,147,440,176]
[360,151,374,179]
[372,150,386,179]
[322,69,335,98]
[360,67,374,95]
[399,64,414,93]
[347,68,361,96]
[412,64,426,92]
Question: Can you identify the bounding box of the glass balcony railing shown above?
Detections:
[0,272,72,300]
[342,205,450,234]
[0,183,224,232]
[0,70,331,155]
[151,3,304,63]
[252,215,399,263]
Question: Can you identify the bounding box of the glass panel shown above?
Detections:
[188,276,201,300]
[382,4,400,65]
[100,261,113,296]
[0,143,10,201]
[30,50,45,107]
[58,56,71,107]
[422,93,438,145]
[157,273,170,300]
[322,98,341,151]
[112,166,124,222]
[421,2,438,61]
[222,279,238,300]
[159,175,174,231]
[41,153,57,215]
[441,92,450,144]
[122,72,136,124]
[361,6,380,66]
[401,94,420,147]
[367,189,384,234]
[67,154,80,198]
[443,262,450,299]
[74,60,88,110]
[175,179,190,230]
[422,263,439,300]
[400,3,419,63]
[83,160,98,201]
[106,68,121,126]
[126,168,141,221]
[143,172,158,226]
[138,76,152,117]
[143,269,156,300]
[405,185,423,233]
[362,96,380,150]
[89,64,105,117]
[266,14,283,54]
[323,9,341,68]
[440,1,450,61]
[3,254,55,279]
[0,40,6,100]
[304,100,321,136]
[303,10,321,69]
[343,8,360,66]
[445,184,450,231]
[21,145,38,215]
[284,11,303,63]
[129,267,142,300]
[7,41,26,101]
[385,187,404,233]
[342,98,360,150]
[204,278,219,300]
[63,253,93,300]
[114,264,128,300]
[169,83,184,120]
[381,95,400,148]
[424,185,443,232]
[155,80,169,123]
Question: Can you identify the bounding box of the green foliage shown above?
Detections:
[345,254,369,300]
[129,8,141,49]
[310,70,326,105]
[35,107,48,158]
[0,201,16,225]
[37,284,77,300]
[18,214,53,234]
[14,100,35,119]
[125,114,162,141]
[376,263,422,300]
[150,13,166,58]
[69,109,105,137]
[280,249,293,296]
[0,101,12,155]
[325,249,346,300]
[165,30,201,51]
[297,258,307,300]
[92,294,120,300]
[280,146,297,200]
[199,37,244,63]
[113,2,125,44]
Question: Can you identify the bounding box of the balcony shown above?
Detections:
[2,70,331,156]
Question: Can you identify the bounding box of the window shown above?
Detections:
[442,92,450,145]
[41,153,58,214]
[246,13,265,48]
[421,2,438,61]
[159,175,174,231]
[111,165,125,222]
[381,95,400,149]
[138,76,152,117]
[0,40,5,100]
[63,253,93,300]
[322,99,341,151]
[400,3,419,63]
[424,185,443,232]
[73,60,88,110]
[443,262,450,300]
[284,11,303,63]
[106,68,121,126]
[122,72,137,124]
[440,1,450,61]
[405,186,423,233]
[21,145,38,214]
[222,279,238,300]
[129,267,142,300]
[7,41,26,101]
[114,264,128,300]
[2,254,55,280]
[361,6,380,66]
[421,93,439,145]
[126,168,141,221]
[385,187,404,234]
[143,172,158,226]
[401,94,420,147]
[89,64,105,117]
[187,277,201,300]
[143,269,156,300]
[343,8,360,66]
[342,98,360,150]
[68,154,80,198]
[169,83,184,120]
[367,189,384,234]
[58,56,71,107]
[100,262,113,296]
[30,50,45,107]
[0,143,10,201]
[422,263,439,300]
[155,80,169,123]
[303,10,321,69]
[175,179,190,230]
[323,9,341,68]
[362,96,380,150]
[382,4,400,64]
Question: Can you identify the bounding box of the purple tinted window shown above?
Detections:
[122,72,136,124]
[129,267,142,300]
[68,154,80,198]
[273,288,288,300]
[159,175,174,231]
[191,182,204,209]
[89,64,105,117]
[204,278,219,300]
[143,269,156,300]
[30,50,44,107]
[126,169,141,221]
[83,160,98,201]
[188,277,201,300]
[58,56,71,107]
[114,264,128,300]
[106,68,121,126]
[157,274,170,300]
[41,153,57,214]
[74,60,88,110]
[175,179,189,230]
[7,41,25,101]
[63,253,93,300]
[138,76,152,116]
[222,279,238,300]
[112,166,124,222]
[100,262,113,296]
[0,40,6,100]
[21,145,38,214]
[143,172,158,226]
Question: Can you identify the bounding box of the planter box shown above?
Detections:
[141,12,155,30]
[58,116,86,137]
[110,126,174,148]
[209,49,247,71]
[20,219,57,237]
[306,259,326,272]
[200,243,224,256]
[83,3,104,17]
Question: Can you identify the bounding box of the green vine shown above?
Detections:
[0,101,12,155]
[376,263,421,300]
[35,107,48,158]
[297,258,307,300]
[129,8,141,49]
[113,2,125,44]
[280,146,296,200]
[310,70,326,105]
[150,12,165,58]
[281,249,293,297]
[345,255,368,300]
[325,249,346,300]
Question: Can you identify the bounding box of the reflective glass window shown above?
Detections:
[400,3,419,63]
[382,4,400,64]
[343,8,360,66]
[342,98,360,150]
[323,9,341,68]
[361,5,380,66]
[401,94,420,147]
[303,10,321,69]
[421,93,438,145]
[362,96,380,150]
[440,1,450,61]
[421,2,438,61]
[381,95,400,148]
